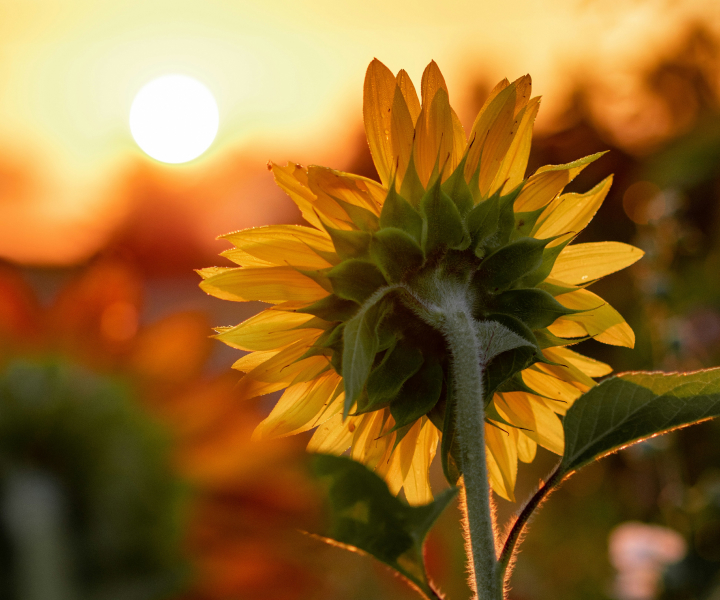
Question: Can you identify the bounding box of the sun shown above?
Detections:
[129,74,219,164]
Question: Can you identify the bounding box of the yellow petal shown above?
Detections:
[231,349,279,373]
[363,59,396,186]
[451,108,467,171]
[390,84,415,188]
[197,266,234,280]
[308,166,381,216]
[534,360,595,393]
[420,60,448,109]
[407,420,440,504]
[477,80,519,197]
[307,412,359,455]
[236,341,326,399]
[556,288,635,348]
[253,371,340,439]
[493,96,540,195]
[199,266,330,304]
[496,392,565,454]
[352,411,393,471]
[547,317,588,338]
[396,419,423,485]
[549,242,644,285]
[485,422,518,502]
[514,152,606,212]
[270,162,323,230]
[533,176,613,240]
[546,346,612,377]
[517,432,537,463]
[375,434,404,496]
[396,69,421,125]
[513,74,533,115]
[221,224,336,269]
[414,87,454,186]
[402,419,439,505]
[521,367,582,405]
[215,310,319,352]
[464,80,514,183]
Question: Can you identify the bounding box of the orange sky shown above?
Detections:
[1,0,718,265]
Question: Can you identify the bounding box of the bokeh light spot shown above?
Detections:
[100,301,139,342]
[623,181,667,225]
[129,75,219,164]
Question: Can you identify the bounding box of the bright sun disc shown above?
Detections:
[130,74,219,164]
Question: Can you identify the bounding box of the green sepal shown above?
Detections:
[365,342,424,411]
[296,325,340,361]
[511,206,546,240]
[328,259,388,304]
[519,234,574,289]
[420,178,468,256]
[342,296,391,415]
[390,360,444,430]
[399,151,426,208]
[326,324,346,374]
[370,228,425,283]
[326,227,372,261]
[441,155,474,215]
[297,268,333,293]
[473,237,551,294]
[486,288,582,330]
[466,186,520,257]
[298,294,359,322]
[537,280,581,296]
[534,329,590,349]
[310,454,457,600]
[484,345,539,404]
[379,184,424,243]
[484,401,529,431]
[495,373,551,399]
[334,198,380,232]
[291,316,333,331]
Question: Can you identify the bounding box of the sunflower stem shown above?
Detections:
[441,306,502,600]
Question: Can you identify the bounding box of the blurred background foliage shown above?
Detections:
[2,10,720,600]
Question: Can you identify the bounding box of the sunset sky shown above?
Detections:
[1,0,717,264]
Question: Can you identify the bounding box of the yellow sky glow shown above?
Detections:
[0,0,717,264]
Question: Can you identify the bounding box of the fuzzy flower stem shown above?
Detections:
[441,305,502,600]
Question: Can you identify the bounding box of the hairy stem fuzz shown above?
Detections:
[441,304,503,600]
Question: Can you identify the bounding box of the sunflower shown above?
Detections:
[199,59,643,504]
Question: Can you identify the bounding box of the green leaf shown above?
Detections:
[365,342,424,412]
[328,259,388,304]
[370,227,425,283]
[310,454,457,600]
[560,368,720,475]
[299,294,360,322]
[486,288,581,330]
[419,178,467,255]
[341,289,395,414]
[474,237,549,293]
[380,185,424,242]
[326,227,372,260]
[390,360,444,429]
